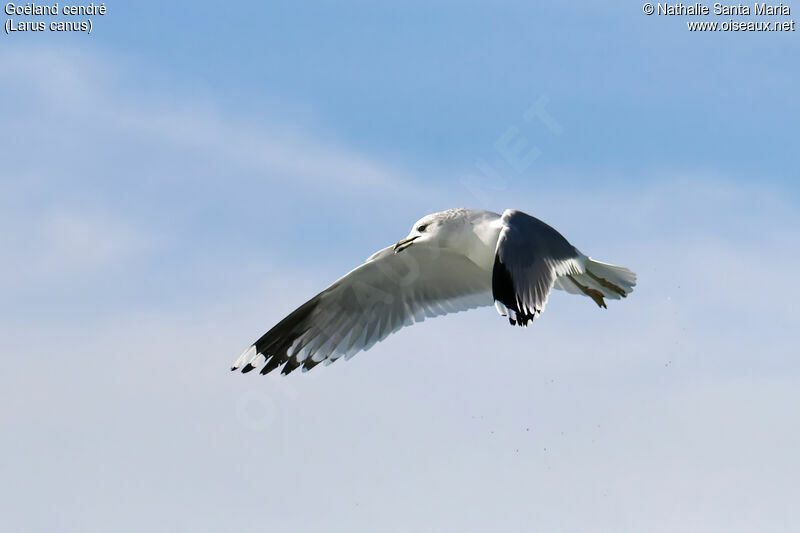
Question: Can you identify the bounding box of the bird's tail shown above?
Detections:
[554,258,636,308]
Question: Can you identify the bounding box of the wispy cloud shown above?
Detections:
[0,46,407,189]
[0,208,155,289]
[0,46,426,303]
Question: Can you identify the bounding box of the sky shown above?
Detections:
[1,2,799,532]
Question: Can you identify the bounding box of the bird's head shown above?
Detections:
[393,212,452,253]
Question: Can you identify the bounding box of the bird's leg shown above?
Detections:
[585,270,627,297]
[566,274,607,308]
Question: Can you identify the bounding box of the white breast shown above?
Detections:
[462,215,503,272]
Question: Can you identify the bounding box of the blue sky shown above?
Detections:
[2,2,799,532]
[14,1,798,180]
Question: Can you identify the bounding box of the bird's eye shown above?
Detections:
[417,224,427,232]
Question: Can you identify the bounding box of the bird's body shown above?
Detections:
[232,208,636,375]
[369,208,501,271]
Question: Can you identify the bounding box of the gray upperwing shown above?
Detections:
[492,209,583,326]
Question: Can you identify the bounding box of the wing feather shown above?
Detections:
[492,210,583,326]
[234,245,493,375]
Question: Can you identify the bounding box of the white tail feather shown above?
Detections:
[555,258,636,300]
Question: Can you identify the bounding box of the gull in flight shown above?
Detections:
[232,208,636,375]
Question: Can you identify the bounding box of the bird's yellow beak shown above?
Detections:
[393,235,419,253]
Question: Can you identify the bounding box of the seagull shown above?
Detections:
[232,208,636,375]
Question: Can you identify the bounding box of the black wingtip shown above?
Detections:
[241,363,255,374]
[260,357,282,375]
[493,256,538,327]
[302,358,321,372]
[492,256,516,314]
[281,357,302,375]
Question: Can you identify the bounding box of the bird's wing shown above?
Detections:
[492,209,584,326]
[232,245,492,375]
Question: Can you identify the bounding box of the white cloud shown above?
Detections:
[0,46,408,190]
[5,208,155,285]
[0,46,427,295]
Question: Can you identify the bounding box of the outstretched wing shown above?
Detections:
[492,209,583,326]
[232,245,493,375]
